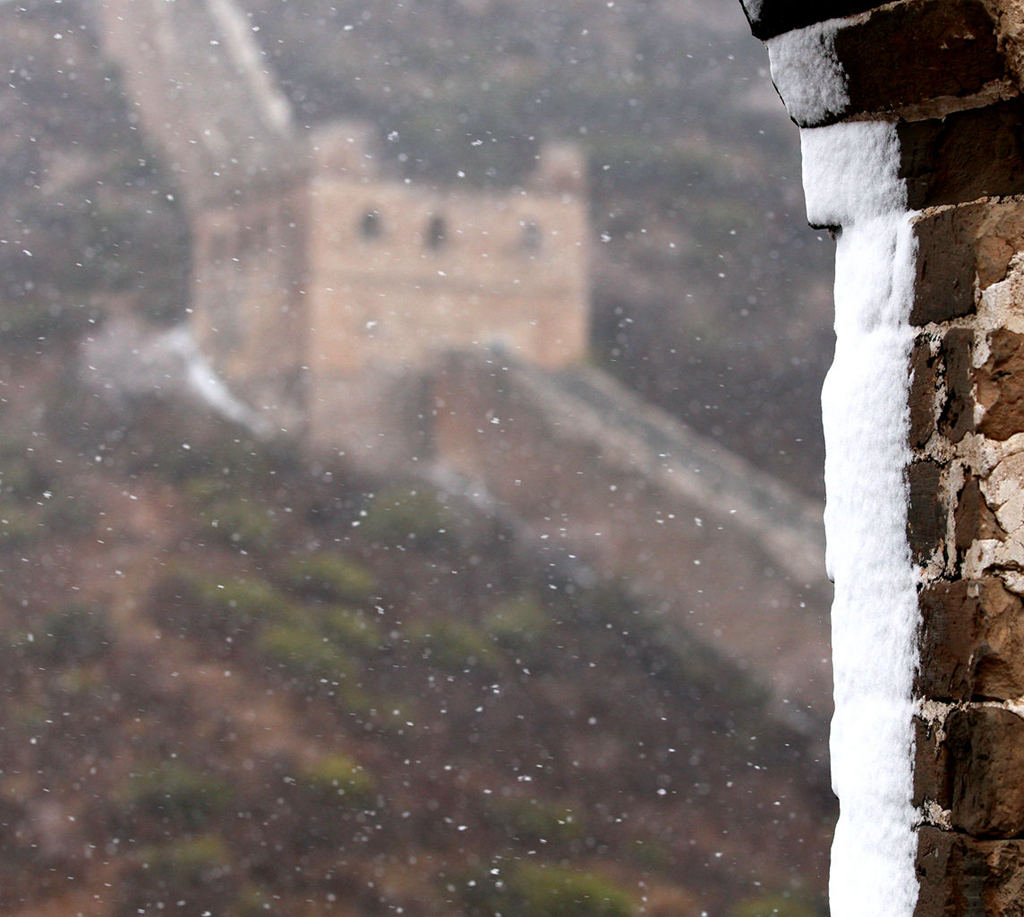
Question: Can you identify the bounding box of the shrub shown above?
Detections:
[0,449,50,501]
[484,594,549,651]
[363,698,416,734]
[199,496,278,553]
[121,834,236,916]
[231,885,273,917]
[0,506,44,549]
[319,606,382,654]
[42,494,97,535]
[489,795,583,844]
[257,623,355,683]
[182,466,285,554]
[297,752,377,806]
[192,575,291,625]
[152,566,294,642]
[360,485,453,548]
[408,620,498,673]
[281,552,376,603]
[183,473,233,506]
[37,604,113,663]
[121,761,234,830]
[469,864,635,917]
[139,833,233,885]
[146,425,282,485]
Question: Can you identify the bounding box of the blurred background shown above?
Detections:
[0,0,838,914]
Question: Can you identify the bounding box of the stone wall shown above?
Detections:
[739,0,1024,911]
[427,349,833,726]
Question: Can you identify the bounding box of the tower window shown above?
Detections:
[425,214,448,250]
[520,219,543,254]
[360,208,383,239]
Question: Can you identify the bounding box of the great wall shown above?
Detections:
[97,0,589,452]
[65,0,1024,909]
[5,0,1024,909]
[85,0,834,739]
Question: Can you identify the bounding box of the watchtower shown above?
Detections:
[304,122,589,458]
[92,0,590,457]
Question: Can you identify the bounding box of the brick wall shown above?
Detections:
[738,0,1024,911]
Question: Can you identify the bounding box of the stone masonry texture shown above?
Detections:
[740,0,1024,912]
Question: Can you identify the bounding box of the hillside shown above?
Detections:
[0,333,832,916]
[0,2,835,915]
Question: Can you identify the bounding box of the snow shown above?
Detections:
[206,0,293,136]
[81,318,272,439]
[767,19,849,126]
[163,327,274,438]
[741,0,765,21]
[802,121,904,227]
[803,121,920,916]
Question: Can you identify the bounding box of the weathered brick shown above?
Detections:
[739,0,881,41]
[976,329,1024,440]
[970,199,1024,288]
[911,209,977,325]
[955,477,1006,552]
[909,336,937,448]
[899,99,1024,210]
[915,827,967,916]
[907,459,945,563]
[947,706,1024,837]
[914,714,952,808]
[911,199,1024,325]
[915,828,1024,916]
[918,581,978,701]
[831,0,1003,120]
[768,0,1004,128]
[917,579,1023,701]
[939,328,974,443]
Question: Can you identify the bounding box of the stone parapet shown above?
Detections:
[739,0,1024,912]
